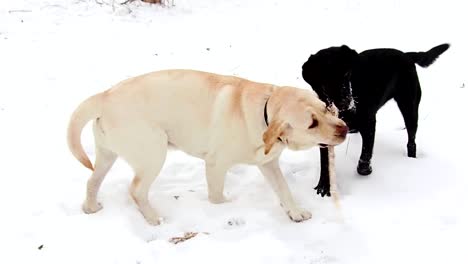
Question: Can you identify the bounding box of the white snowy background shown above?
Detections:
[0,0,466,263]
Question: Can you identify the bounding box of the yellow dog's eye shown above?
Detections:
[309,118,318,129]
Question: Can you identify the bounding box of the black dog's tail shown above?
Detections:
[406,43,450,68]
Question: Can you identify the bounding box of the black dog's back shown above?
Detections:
[352,48,414,111]
[352,44,450,112]
[359,43,450,69]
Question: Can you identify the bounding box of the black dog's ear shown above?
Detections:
[340,45,350,50]
[341,45,359,54]
[302,54,314,70]
[340,45,359,61]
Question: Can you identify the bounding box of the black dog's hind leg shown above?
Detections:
[395,76,421,158]
[315,147,331,197]
[357,116,376,175]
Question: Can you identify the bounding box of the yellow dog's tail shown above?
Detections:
[67,93,104,171]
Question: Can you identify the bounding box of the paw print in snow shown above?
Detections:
[225,217,245,228]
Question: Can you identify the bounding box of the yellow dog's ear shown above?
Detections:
[263,120,290,155]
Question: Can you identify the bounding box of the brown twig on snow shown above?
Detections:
[120,0,137,4]
[169,232,197,244]
[141,0,162,4]
[121,0,174,7]
[169,232,209,244]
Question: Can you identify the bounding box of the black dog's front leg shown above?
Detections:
[357,117,376,175]
[315,147,331,197]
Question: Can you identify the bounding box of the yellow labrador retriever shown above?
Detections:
[67,69,348,225]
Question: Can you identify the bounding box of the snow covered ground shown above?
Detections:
[0,0,467,263]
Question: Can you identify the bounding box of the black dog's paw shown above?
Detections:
[407,143,416,158]
[357,160,372,175]
[314,183,331,197]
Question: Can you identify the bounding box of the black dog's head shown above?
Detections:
[302,45,358,112]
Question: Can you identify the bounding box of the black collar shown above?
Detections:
[263,97,283,143]
[263,96,283,143]
[264,97,270,126]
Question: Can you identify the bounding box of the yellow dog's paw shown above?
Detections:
[287,208,312,222]
[82,201,103,214]
[208,194,231,204]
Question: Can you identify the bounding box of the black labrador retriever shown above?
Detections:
[302,43,449,196]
